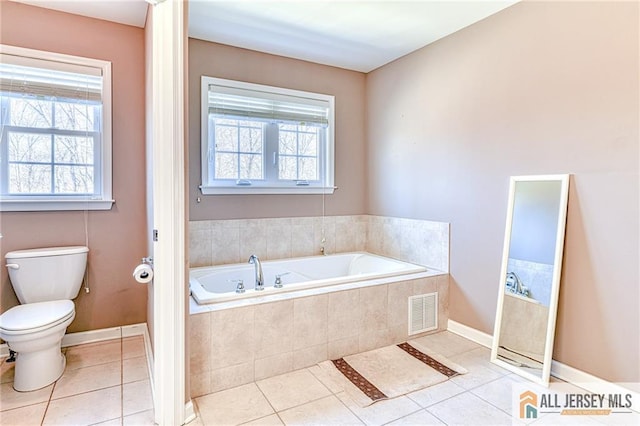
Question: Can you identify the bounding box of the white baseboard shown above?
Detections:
[184,400,196,424]
[1,323,149,358]
[447,318,493,347]
[447,319,639,412]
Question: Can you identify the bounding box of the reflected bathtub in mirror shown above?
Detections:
[491,174,570,386]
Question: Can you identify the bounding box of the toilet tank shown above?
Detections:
[5,246,89,304]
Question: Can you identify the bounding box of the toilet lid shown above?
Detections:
[0,300,74,332]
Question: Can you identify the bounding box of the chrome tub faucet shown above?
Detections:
[248,255,264,291]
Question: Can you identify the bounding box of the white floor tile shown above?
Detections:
[123,379,154,417]
[427,391,514,425]
[471,374,529,414]
[278,394,363,425]
[336,392,422,426]
[407,379,466,408]
[257,369,332,412]
[195,382,274,425]
[387,409,445,425]
[0,401,47,425]
[240,413,285,425]
[0,382,53,412]
[43,386,121,426]
[410,331,482,358]
[52,360,121,400]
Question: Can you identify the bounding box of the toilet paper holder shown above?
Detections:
[141,257,153,266]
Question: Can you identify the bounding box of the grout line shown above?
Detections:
[253,380,279,416]
[40,376,56,426]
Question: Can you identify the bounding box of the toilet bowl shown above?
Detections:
[0,300,76,391]
[0,246,88,392]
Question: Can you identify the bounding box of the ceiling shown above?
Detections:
[12,0,150,28]
[12,0,519,73]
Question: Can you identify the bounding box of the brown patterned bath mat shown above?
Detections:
[318,340,467,407]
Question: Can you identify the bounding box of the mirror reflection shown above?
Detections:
[492,175,569,386]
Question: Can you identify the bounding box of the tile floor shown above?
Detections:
[1,331,638,425]
[0,335,154,426]
[191,331,640,426]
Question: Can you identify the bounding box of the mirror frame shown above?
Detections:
[491,174,570,386]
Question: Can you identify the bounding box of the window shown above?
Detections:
[0,45,112,211]
[201,76,335,194]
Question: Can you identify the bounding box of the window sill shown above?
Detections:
[200,185,335,195]
[0,199,115,212]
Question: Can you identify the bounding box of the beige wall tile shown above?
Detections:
[359,285,388,334]
[189,312,211,374]
[291,218,316,257]
[266,223,292,260]
[327,337,360,360]
[314,216,336,255]
[335,216,366,253]
[254,352,293,381]
[189,222,212,267]
[327,289,360,341]
[190,371,211,398]
[211,224,240,265]
[359,327,394,353]
[437,275,450,330]
[239,220,267,260]
[293,295,328,350]
[293,344,327,370]
[254,300,294,359]
[412,277,437,296]
[387,280,413,329]
[210,306,255,369]
[210,362,255,394]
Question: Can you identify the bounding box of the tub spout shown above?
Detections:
[248,255,264,291]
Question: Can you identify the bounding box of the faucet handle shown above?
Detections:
[274,272,290,288]
[229,279,245,294]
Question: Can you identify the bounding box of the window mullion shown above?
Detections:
[0,97,9,194]
[264,123,277,183]
[50,133,55,194]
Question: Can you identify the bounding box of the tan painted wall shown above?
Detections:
[188,39,367,220]
[0,2,148,333]
[144,2,155,349]
[366,1,639,383]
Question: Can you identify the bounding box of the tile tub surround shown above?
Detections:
[188,215,449,272]
[189,274,449,397]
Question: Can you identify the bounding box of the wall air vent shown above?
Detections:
[408,292,438,335]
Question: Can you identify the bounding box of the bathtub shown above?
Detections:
[190,252,430,305]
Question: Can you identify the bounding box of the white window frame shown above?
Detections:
[200,76,335,195]
[0,44,113,211]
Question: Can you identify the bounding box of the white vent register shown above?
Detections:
[408,293,438,335]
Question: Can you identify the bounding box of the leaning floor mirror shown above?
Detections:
[491,174,570,386]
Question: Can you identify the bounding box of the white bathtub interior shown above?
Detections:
[190,252,431,305]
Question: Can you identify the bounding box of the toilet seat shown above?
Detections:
[0,300,74,335]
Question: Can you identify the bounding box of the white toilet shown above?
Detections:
[0,246,88,392]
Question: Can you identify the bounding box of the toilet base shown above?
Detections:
[13,345,66,392]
